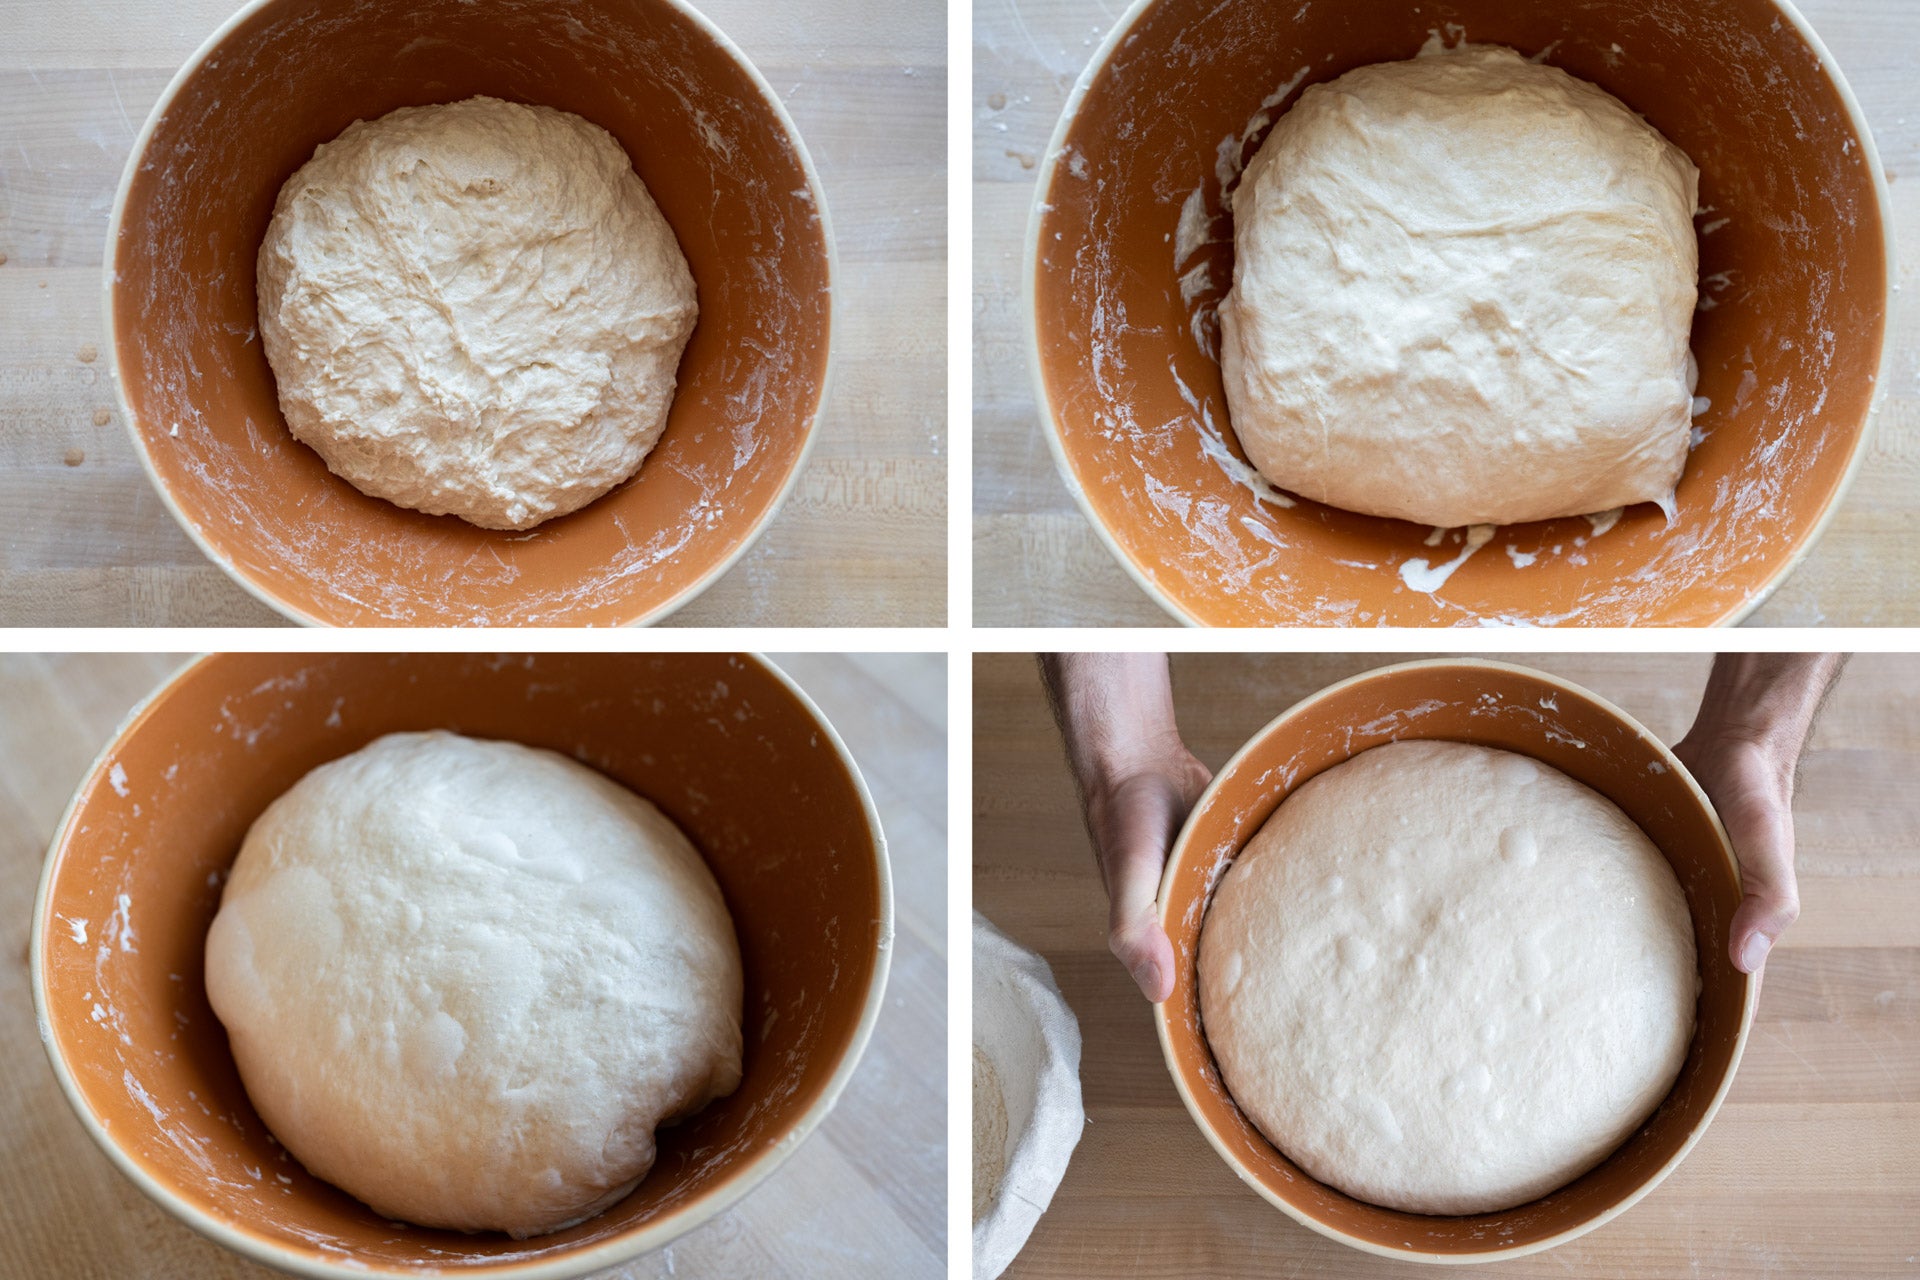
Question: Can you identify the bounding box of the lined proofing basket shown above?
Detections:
[32,653,890,1279]
[1029,0,1891,626]
[972,911,1085,1280]
[1154,659,1758,1262]
[108,0,834,626]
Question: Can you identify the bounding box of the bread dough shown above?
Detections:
[257,96,697,530]
[204,731,741,1237]
[1199,740,1697,1215]
[1219,41,1699,528]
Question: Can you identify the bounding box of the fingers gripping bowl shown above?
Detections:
[108,0,834,626]
[1154,660,1758,1262]
[1029,0,1892,626]
[31,654,891,1279]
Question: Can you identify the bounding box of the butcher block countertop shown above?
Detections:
[0,0,945,627]
[0,653,946,1279]
[974,651,1920,1278]
[972,0,1920,627]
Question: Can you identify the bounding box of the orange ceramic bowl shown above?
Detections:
[1155,659,1757,1262]
[1030,0,1892,626]
[107,0,834,627]
[32,653,890,1279]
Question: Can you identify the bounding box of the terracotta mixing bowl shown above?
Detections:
[107,0,834,627]
[1155,658,1757,1261]
[31,653,890,1278]
[1029,0,1891,626]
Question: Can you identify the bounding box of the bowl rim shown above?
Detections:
[1149,656,1761,1263]
[102,0,840,629]
[29,652,895,1280]
[1023,0,1896,629]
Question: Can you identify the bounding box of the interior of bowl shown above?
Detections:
[111,0,832,627]
[1157,660,1753,1258]
[1033,0,1887,626]
[36,653,883,1273]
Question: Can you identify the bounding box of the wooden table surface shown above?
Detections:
[972,0,1920,627]
[0,1,946,627]
[974,651,1920,1278]
[0,652,947,1279]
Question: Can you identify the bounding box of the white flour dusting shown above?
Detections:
[972,1046,1009,1221]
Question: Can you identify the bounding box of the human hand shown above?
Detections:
[1038,654,1212,1003]
[1673,653,1844,975]
[1672,731,1798,975]
[1082,741,1212,1003]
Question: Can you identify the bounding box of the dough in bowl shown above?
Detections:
[257,96,698,531]
[1199,739,1698,1215]
[1219,41,1700,528]
[204,730,742,1237]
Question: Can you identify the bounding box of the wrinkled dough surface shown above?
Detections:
[257,96,698,530]
[205,731,742,1237]
[1199,740,1698,1215]
[1219,43,1699,528]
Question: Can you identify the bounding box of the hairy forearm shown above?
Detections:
[1038,653,1183,792]
[1682,653,1847,787]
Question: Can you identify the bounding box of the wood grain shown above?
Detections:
[973,651,1920,1278]
[971,0,1920,627]
[0,1,946,627]
[0,653,947,1279]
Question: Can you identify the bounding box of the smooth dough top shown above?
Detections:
[204,731,742,1238]
[257,96,697,530]
[1199,739,1698,1215]
[1219,42,1700,528]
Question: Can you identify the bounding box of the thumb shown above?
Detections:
[1088,767,1196,1004]
[1727,815,1800,975]
[1176,753,1214,810]
[1097,783,1180,1002]
[1110,896,1176,1003]
[1730,878,1800,975]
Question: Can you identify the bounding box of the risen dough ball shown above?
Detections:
[1219,43,1700,528]
[1199,740,1697,1215]
[257,96,698,530]
[204,731,742,1238]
